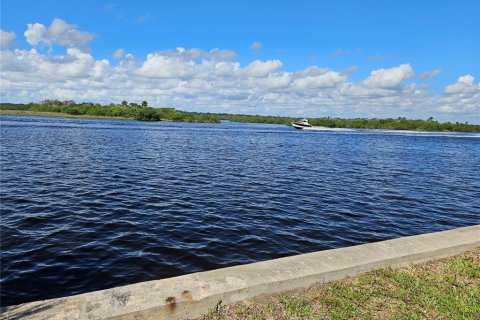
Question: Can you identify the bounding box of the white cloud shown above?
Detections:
[1,42,479,123]
[292,68,346,90]
[458,75,475,85]
[363,64,414,89]
[24,18,94,49]
[215,61,240,77]
[437,75,479,115]
[113,48,125,59]
[419,68,442,80]
[24,23,46,46]
[443,74,477,95]
[137,53,198,78]
[1,47,109,82]
[263,73,291,90]
[0,30,16,48]
[244,60,282,77]
[336,64,415,101]
[339,83,398,98]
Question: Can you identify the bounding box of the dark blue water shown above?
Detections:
[1,116,479,307]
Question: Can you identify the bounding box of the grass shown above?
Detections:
[197,248,480,320]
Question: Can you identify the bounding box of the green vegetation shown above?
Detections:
[0,101,219,123]
[199,248,480,320]
[1,100,479,132]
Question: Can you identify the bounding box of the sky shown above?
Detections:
[1,0,479,122]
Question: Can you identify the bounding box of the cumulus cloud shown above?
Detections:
[437,75,479,115]
[244,60,282,77]
[336,64,415,101]
[0,30,16,48]
[443,75,477,95]
[363,64,414,89]
[292,67,346,90]
[24,18,94,49]
[137,53,197,78]
[1,41,479,122]
[1,48,109,81]
[419,68,442,80]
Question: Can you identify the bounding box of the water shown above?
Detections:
[1,116,479,307]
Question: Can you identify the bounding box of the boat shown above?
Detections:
[291,119,312,129]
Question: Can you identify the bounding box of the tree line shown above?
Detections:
[1,100,479,132]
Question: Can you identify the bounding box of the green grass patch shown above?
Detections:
[198,248,480,320]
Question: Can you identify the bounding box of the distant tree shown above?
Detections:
[121,100,128,106]
[142,101,148,107]
[40,99,61,106]
[63,100,76,107]
[2,101,480,130]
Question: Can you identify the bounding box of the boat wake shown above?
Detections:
[302,126,355,132]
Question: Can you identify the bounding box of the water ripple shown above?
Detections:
[1,115,479,306]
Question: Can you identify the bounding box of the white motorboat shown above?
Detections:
[291,119,312,129]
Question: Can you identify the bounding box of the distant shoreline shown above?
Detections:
[1,102,479,132]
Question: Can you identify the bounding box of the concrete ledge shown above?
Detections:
[2,225,479,320]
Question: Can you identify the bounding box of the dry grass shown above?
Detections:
[198,248,480,320]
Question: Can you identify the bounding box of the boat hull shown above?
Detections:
[291,122,312,129]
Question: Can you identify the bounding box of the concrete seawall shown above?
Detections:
[3,225,479,320]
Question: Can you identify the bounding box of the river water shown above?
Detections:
[1,115,479,306]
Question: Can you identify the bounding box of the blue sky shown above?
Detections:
[1,0,479,122]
